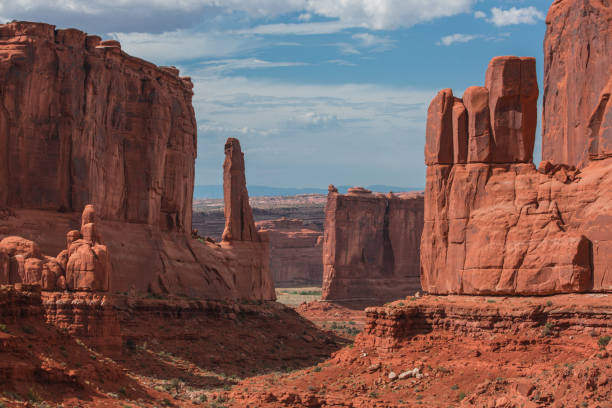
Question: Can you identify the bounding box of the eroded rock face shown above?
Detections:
[421,54,612,295]
[0,205,111,291]
[256,218,323,287]
[0,21,195,232]
[322,188,424,303]
[543,0,612,167]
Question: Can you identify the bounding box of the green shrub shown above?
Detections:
[598,335,611,349]
[458,392,466,401]
[314,366,321,372]
[450,384,459,390]
[21,326,34,334]
[0,324,8,333]
[546,300,553,307]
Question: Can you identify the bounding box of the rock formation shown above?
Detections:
[543,0,612,167]
[421,54,611,294]
[256,218,323,287]
[0,22,274,300]
[222,138,260,243]
[0,205,111,291]
[0,22,195,232]
[322,187,424,303]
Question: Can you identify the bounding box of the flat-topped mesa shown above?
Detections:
[425,56,538,166]
[322,188,424,304]
[221,138,261,243]
[544,0,612,167]
[0,21,195,233]
[421,54,611,295]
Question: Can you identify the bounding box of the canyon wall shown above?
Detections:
[421,54,611,293]
[256,218,323,287]
[322,187,424,303]
[0,22,274,300]
[0,22,194,232]
[543,0,612,167]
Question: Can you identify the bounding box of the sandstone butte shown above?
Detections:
[322,186,424,303]
[421,0,611,295]
[0,22,274,300]
[256,218,324,287]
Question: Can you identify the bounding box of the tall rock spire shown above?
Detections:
[222,138,260,242]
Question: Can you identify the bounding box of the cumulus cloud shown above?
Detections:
[489,7,545,27]
[474,10,486,19]
[437,33,479,46]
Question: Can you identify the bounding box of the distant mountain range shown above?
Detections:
[193,185,420,199]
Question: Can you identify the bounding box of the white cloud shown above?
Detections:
[111,30,258,63]
[326,59,357,66]
[198,58,307,74]
[1,0,477,32]
[352,33,395,51]
[187,69,433,187]
[298,12,311,21]
[489,7,545,27]
[305,0,477,30]
[235,21,353,36]
[437,33,479,46]
[474,10,486,19]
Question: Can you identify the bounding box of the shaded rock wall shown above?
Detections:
[0,22,195,232]
[421,55,611,295]
[322,187,424,303]
[543,0,612,167]
[256,218,323,287]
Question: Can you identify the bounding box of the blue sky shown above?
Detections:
[2,0,551,189]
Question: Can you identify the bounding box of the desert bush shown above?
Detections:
[598,335,611,349]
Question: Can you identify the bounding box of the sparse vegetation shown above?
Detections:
[598,335,611,349]
[0,324,9,333]
[458,391,466,401]
[542,322,554,337]
[21,325,34,334]
[450,384,459,390]
[546,300,553,307]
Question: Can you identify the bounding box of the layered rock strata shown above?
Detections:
[362,295,612,351]
[256,218,323,287]
[322,187,424,303]
[0,22,274,300]
[421,55,612,295]
[543,0,612,167]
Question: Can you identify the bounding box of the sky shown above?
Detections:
[1,0,552,189]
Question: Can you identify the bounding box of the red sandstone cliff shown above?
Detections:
[543,0,612,167]
[0,22,195,232]
[0,22,274,300]
[256,218,323,287]
[421,53,611,294]
[322,187,423,303]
